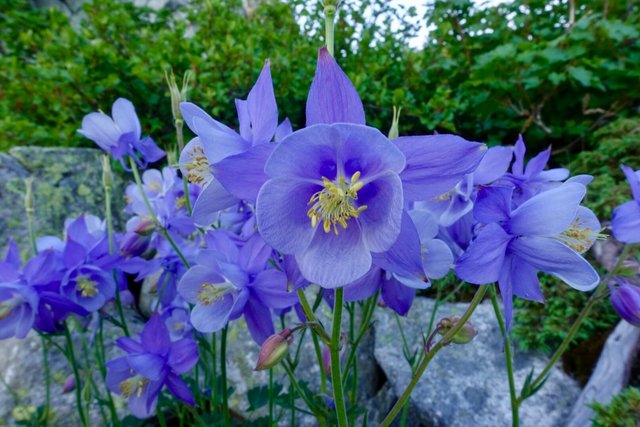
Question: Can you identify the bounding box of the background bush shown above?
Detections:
[1,0,639,353]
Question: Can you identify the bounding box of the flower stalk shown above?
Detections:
[380,285,488,427]
[330,287,348,427]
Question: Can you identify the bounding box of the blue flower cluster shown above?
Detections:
[0,45,637,421]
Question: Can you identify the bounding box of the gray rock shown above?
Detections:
[1,147,126,249]
[0,310,145,426]
[374,298,581,427]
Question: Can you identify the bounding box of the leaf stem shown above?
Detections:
[330,287,348,427]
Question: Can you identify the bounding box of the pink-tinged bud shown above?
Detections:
[322,346,331,375]
[437,316,478,344]
[255,329,294,371]
[609,279,640,327]
[62,375,76,394]
[133,218,156,235]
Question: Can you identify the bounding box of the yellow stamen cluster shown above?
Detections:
[559,220,607,253]
[119,375,149,398]
[184,145,210,185]
[197,283,230,305]
[76,276,99,298]
[307,171,368,234]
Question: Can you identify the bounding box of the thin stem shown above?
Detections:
[380,285,488,427]
[211,332,218,411]
[96,319,120,426]
[526,244,633,394]
[220,326,230,426]
[63,324,89,427]
[268,368,274,425]
[282,361,321,419]
[41,337,50,427]
[330,287,348,427]
[489,285,519,427]
[128,156,190,268]
[342,290,378,380]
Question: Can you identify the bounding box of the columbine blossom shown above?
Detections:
[79,98,165,168]
[455,182,600,328]
[256,47,485,288]
[178,61,290,226]
[178,231,297,344]
[611,165,640,243]
[609,278,640,326]
[106,315,198,418]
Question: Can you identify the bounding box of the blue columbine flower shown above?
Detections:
[612,165,640,243]
[178,231,297,344]
[455,182,600,329]
[256,47,485,288]
[106,315,198,418]
[79,98,165,169]
[608,277,640,326]
[178,60,290,226]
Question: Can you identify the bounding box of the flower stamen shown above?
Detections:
[76,276,99,298]
[307,171,368,234]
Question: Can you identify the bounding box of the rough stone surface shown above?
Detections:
[0,311,145,426]
[374,298,581,427]
[0,147,126,250]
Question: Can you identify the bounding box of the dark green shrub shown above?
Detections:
[591,387,640,427]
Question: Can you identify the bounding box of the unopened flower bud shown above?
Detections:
[388,106,402,140]
[24,177,34,214]
[437,315,478,344]
[255,329,294,371]
[120,231,152,257]
[62,375,76,394]
[133,218,156,235]
[322,346,331,375]
[609,278,640,326]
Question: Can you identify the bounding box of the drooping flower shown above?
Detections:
[106,315,198,418]
[608,278,640,326]
[455,182,600,329]
[611,165,640,243]
[79,98,165,169]
[178,231,297,344]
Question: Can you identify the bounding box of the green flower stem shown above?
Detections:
[174,118,193,215]
[330,287,348,427]
[341,290,378,385]
[268,368,274,424]
[104,156,130,336]
[324,3,336,55]
[63,323,89,427]
[220,326,230,426]
[211,332,218,411]
[282,360,324,423]
[297,287,329,393]
[489,285,519,427]
[380,285,488,427]
[41,337,50,427]
[128,156,190,268]
[96,319,120,426]
[525,244,634,395]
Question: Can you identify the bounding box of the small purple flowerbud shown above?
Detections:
[322,346,331,375]
[62,375,76,394]
[437,315,478,345]
[609,279,640,326]
[255,329,294,371]
[133,218,156,235]
[119,231,152,257]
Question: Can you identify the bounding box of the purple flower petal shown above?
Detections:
[190,293,235,333]
[116,336,144,354]
[512,135,526,176]
[454,223,512,284]
[243,295,274,345]
[622,165,640,202]
[394,135,486,202]
[509,255,544,303]
[275,118,293,142]
[422,239,453,280]
[296,222,371,288]
[256,179,318,254]
[128,379,162,419]
[78,112,119,150]
[612,200,640,243]
[112,98,141,140]
[474,186,513,225]
[180,102,237,137]
[192,178,239,227]
[214,143,274,202]
[510,236,599,291]
[127,353,166,381]
[251,269,298,309]
[508,182,585,236]
[141,315,171,356]
[497,259,515,331]
[357,173,404,252]
[306,47,365,126]
[168,338,199,374]
[473,146,513,185]
[105,357,130,394]
[165,373,195,406]
[381,276,415,316]
[524,147,551,178]
[193,116,248,164]
[239,234,272,274]
[344,267,382,302]
[247,60,278,144]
